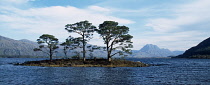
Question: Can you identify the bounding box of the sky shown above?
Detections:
[0,0,210,51]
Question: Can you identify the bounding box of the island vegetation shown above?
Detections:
[65,20,96,61]
[33,34,59,61]
[18,59,148,67]
[18,20,148,67]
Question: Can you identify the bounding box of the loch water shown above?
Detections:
[0,58,210,85]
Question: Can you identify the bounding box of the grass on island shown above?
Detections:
[16,59,148,67]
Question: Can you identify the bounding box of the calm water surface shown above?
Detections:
[0,58,210,85]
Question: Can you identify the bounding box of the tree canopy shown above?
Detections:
[97,21,133,61]
[60,36,81,58]
[33,20,133,62]
[65,20,96,61]
[34,34,59,61]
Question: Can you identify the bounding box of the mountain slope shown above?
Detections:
[0,35,111,58]
[132,44,184,57]
[172,51,184,56]
[0,35,184,58]
[176,37,210,58]
[19,39,38,45]
[0,35,44,57]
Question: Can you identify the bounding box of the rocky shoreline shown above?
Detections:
[16,59,148,67]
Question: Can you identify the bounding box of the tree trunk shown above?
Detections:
[50,54,52,61]
[107,42,111,62]
[108,57,111,62]
[107,51,112,62]
[82,34,86,61]
[64,52,67,58]
[50,48,52,61]
[64,48,67,58]
[83,57,86,61]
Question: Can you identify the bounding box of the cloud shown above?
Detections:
[1,0,209,51]
[132,0,210,51]
[1,0,28,4]
[0,0,34,6]
[145,0,210,32]
[133,31,208,51]
[0,4,134,41]
[87,6,111,13]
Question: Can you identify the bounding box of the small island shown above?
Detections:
[15,21,149,67]
[17,59,148,67]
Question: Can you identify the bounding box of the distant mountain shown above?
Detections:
[0,35,45,57]
[0,35,184,58]
[132,44,184,57]
[0,35,107,58]
[19,39,37,45]
[176,37,210,58]
[172,51,184,56]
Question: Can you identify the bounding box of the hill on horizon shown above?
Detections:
[0,35,45,57]
[0,35,109,58]
[176,37,210,58]
[132,44,184,57]
[0,35,184,58]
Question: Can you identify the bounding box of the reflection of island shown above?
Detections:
[176,37,210,58]
[17,59,148,67]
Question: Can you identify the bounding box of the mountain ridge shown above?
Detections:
[132,44,184,57]
[176,37,210,58]
[0,35,45,57]
[0,35,184,58]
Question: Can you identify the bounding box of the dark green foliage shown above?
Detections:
[176,37,210,58]
[65,20,96,61]
[96,21,133,61]
[60,36,81,58]
[19,59,148,67]
[34,34,59,61]
[72,51,81,59]
[86,45,101,59]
